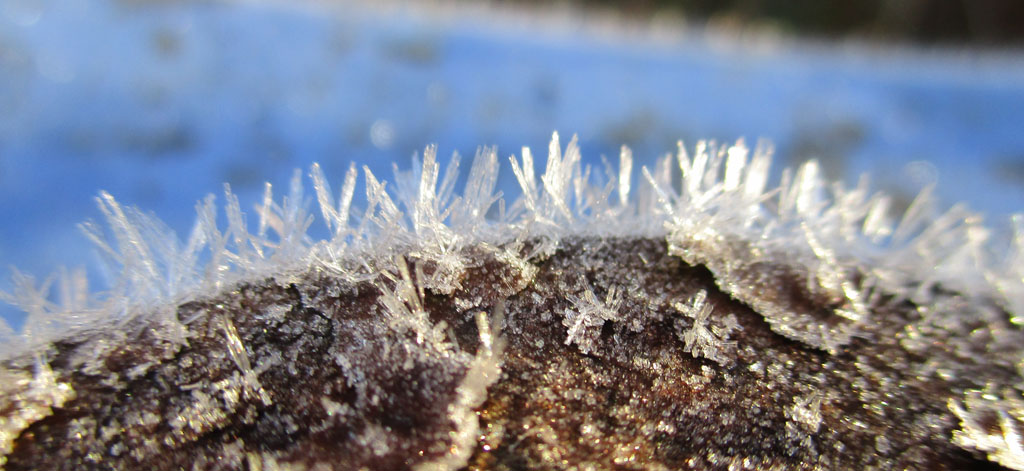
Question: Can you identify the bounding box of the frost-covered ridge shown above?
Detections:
[4,132,1020,350]
[1,132,1024,470]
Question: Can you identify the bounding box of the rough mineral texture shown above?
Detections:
[1,236,1016,470]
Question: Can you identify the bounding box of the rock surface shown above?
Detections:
[1,236,1016,470]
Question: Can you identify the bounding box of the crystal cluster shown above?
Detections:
[1,133,1023,470]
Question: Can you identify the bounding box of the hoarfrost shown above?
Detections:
[672,290,738,365]
[787,392,823,433]
[950,388,1024,470]
[0,358,74,467]
[562,276,623,355]
[0,132,1022,470]
[415,303,505,471]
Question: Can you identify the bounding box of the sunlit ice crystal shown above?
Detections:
[1,132,1023,470]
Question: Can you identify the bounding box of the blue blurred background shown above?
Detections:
[2,0,1024,328]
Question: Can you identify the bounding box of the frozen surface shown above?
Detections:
[0,132,1023,468]
[1,2,1024,468]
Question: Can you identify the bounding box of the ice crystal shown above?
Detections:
[672,290,738,365]
[0,132,1023,470]
[950,387,1024,469]
[562,276,624,355]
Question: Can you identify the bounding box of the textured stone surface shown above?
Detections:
[1,236,1014,470]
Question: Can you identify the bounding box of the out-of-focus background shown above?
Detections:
[2,0,1023,327]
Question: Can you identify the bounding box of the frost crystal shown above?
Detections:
[562,276,623,354]
[672,290,738,365]
[0,132,1023,470]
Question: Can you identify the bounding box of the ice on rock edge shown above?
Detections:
[0,358,74,466]
[0,131,1022,469]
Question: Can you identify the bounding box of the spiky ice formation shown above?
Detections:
[1,133,1023,470]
